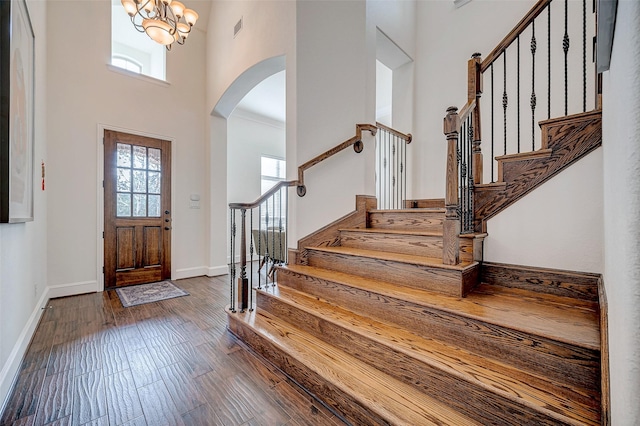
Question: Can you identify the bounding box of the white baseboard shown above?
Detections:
[47,281,98,299]
[0,287,50,415]
[207,265,229,277]
[174,266,208,280]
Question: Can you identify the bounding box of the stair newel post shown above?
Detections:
[238,208,249,312]
[470,53,484,185]
[443,106,461,266]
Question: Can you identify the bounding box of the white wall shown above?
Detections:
[206,1,295,273]
[484,148,603,272]
[0,0,48,410]
[227,111,285,204]
[295,0,375,240]
[602,1,640,422]
[46,0,208,289]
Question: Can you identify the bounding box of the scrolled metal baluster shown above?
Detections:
[230,208,236,312]
[284,185,289,264]
[548,2,551,119]
[531,20,537,151]
[582,0,587,112]
[503,51,508,156]
[517,35,521,153]
[563,0,569,116]
[249,209,254,311]
[491,63,495,183]
[258,204,263,290]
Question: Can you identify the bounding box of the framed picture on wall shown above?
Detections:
[0,0,35,223]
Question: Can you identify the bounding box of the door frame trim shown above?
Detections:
[96,123,176,291]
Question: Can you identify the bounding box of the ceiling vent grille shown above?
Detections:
[234,18,243,37]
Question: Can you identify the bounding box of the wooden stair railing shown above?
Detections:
[443,0,598,264]
[229,122,417,312]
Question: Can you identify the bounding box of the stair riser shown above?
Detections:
[340,231,444,258]
[228,313,394,426]
[306,249,470,297]
[257,291,593,426]
[368,211,444,232]
[277,269,600,391]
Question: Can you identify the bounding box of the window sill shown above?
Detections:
[107,64,170,87]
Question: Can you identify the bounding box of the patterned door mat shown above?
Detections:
[116,280,189,307]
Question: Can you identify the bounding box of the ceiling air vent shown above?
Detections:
[234,17,243,38]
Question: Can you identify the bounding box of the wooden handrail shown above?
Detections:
[230,123,380,209]
[229,180,297,210]
[480,0,552,73]
[376,122,412,143]
[458,99,477,123]
[296,123,378,191]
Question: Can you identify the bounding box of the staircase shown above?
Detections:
[227,203,602,425]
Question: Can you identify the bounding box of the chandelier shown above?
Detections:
[120,0,199,50]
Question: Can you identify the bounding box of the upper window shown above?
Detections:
[111,0,166,80]
[260,156,286,228]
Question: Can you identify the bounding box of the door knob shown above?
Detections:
[164,227,171,231]
[165,210,170,215]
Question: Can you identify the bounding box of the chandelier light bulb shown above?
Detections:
[122,0,198,50]
[142,0,155,14]
[170,1,185,18]
[183,8,198,26]
[121,0,137,16]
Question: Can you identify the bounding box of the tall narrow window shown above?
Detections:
[261,156,286,228]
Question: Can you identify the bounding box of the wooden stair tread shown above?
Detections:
[369,208,445,213]
[261,285,600,425]
[231,308,479,425]
[476,282,599,312]
[305,246,476,271]
[495,148,553,162]
[281,264,600,350]
[339,228,443,237]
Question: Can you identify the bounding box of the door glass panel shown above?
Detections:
[117,168,131,192]
[148,148,161,171]
[133,170,147,193]
[117,193,131,216]
[148,172,161,194]
[148,195,161,217]
[133,194,147,217]
[117,143,131,167]
[115,142,162,218]
[133,146,147,169]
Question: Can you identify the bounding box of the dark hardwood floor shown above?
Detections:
[0,275,346,426]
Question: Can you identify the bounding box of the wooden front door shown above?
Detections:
[104,130,171,288]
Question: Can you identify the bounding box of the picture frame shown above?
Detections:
[0,0,35,223]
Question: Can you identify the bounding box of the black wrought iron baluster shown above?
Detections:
[548,2,551,119]
[403,136,407,208]
[278,186,283,279]
[491,63,495,183]
[531,20,537,151]
[387,130,391,209]
[376,130,381,208]
[264,201,270,286]
[230,208,236,312]
[563,0,569,115]
[465,112,474,233]
[503,51,508,156]
[517,35,521,153]
[238,208,248,312]
[582,0,587,112]
[459,121,465,232]
[284,185,288,264]
[392,135,396,209]
[257,204,262,289]
[270,193,275,286]
[249,209,253,311]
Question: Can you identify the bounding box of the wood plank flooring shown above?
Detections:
[0,276,346,426]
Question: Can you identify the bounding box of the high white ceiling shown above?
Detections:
[235,71,286,124]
